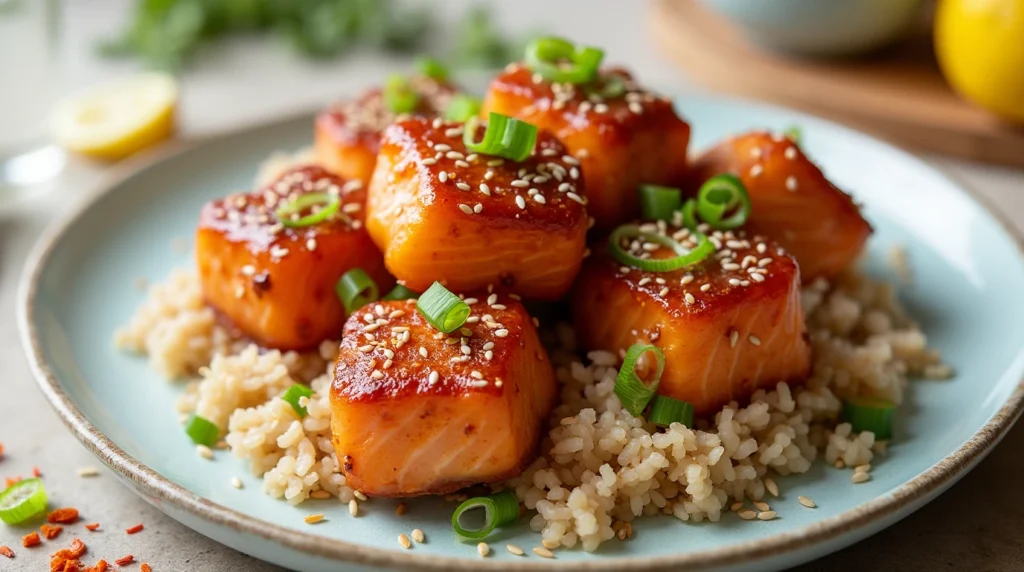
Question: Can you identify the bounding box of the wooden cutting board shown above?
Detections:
[648,0,1024,167]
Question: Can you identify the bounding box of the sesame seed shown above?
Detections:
[349,500,359,516]
[750,164,763,177]
[533,194,546,204]
[758,511,777,521]
[77,467,100,478]
[729,278,741,286]
[730,330,739,347]
[851,472,870,484]
[398,533,412,549]
[458,204,473,215]
[422,158,437,166]
[751,147,763,158]
[241,264,256,276]
[754,501,771,511]
[439,172,448,183]
[456,182,471,191]
[786,176,798,192]
[749,335,761,346]
[383,359,393,369]
[428,371,440,385]
[446,151,465,160]
[479,183,490,195]
[419,347,428,358]
[628,101,644,114]
[231,477,243,489]
[478,542,490,557]
[506,544,524,556]
[701,283,711,292]
[434,143,452,152]
[723,263,741,271]
[371,371,384,380]
[473,203,483,213]
[483,341,495,350]
[738,509,757,520]
[306,238,317,251]
[494,329,509,338]
[570,167,580,179]
[785,147,798,160]
[487,159,504,167]
[681,275,694,285]
[354,490,367,501]
[765,477,779,497]
[684,292,695,305]
[567,192,585,204]
[305,514,325,524]
[751,273,765,282]
[358,345,373,353]
[798,496,817,508]
[533,546,555,558]
[197,445,213,460]
[515,196,526,209]
[730,501,744,511]
[658,287,669,296]
[412,529,425,543]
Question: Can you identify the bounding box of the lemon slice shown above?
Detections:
[51,73,179,161]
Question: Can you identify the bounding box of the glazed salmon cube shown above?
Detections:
[365,116,589,300]
[197,165,393,350]
[481,65,690,231]
[573,224,811,416]
[330,294,557,497]
[315,76,458,184]
[690,131,872,282]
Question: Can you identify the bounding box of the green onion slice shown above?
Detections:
[615,344,665,416]
[382,284,420,301]
[696,173,751,230]
[274,192,341,228]
[445,93,482,122]
[416,56,449,81]
[0,478,48,525]
[336,268,379,315]
[463,112,538,162]
[842,396,896,440]
[451,490,520,542]
[648,396,694,427]
[784,125,802,145]
[524,36,604,84]
[639,185,682,221]
[680,198,699,231]
[281,384,315,417]
[185,414,220,447]
[416,282,470,333]
[384,74,420,114]
[608,224,714,272]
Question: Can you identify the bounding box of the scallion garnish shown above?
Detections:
[416,282,470,333]
[463,112,538,162]
[639,185,682,221]
[842,396,896,440]
[0,478,48,525]
[382,284,420,301]
[608,224,714,272]
[384,74,419,114]
[524,37,604,84]
[648,396,694,427]
[694,173,751,230]
[445,93,482,122]
[614,344,665,416]
[451,490,520,542]
[274,192,341,228]
[416,56,449,81]
[336,268,379,315]
[185,414,219,447]
[784,125,802,145]
[680,198,699,231]
[281,384,315,417]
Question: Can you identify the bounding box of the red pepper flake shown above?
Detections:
[33,466,43,477]
[48,507,80,524]
[0,545,14,558]
[85,523,100,531]
[49,538,87,572]
[5,476,22,487]
[63,561,80,572]
[86,560,109,572]
[22,532,41,548]
[114,555,134,566]
[140,564,152,572]
[41,524,64,540]
[125,523,144,535]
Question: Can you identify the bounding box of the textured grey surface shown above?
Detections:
[2,1,1024,570]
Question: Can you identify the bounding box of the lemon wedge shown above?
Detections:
[51,73,179,161]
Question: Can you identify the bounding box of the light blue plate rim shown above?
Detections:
[16,94,1024,571]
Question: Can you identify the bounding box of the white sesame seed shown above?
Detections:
[750,164,764,177]
[638,277,651,286]
[422,158,437,166]
[438,171,448,183]
[231,477,243,489]
[751,273,765,282]
[478,542,490,557]
[533,546,555,558]
[701,283,711,292]
[446,151,465,160]
[684,292,695,305]
[456,182,471,191]
[434,143,452,152]
[765,477,778,497]
[758,511,777,521]
[479,183,491,195]
[749,335,761,346]
[412,529,425,543]
[738,509,757,520]
[483,341,495,350]
[658,287,669,296]
[506,544,524,556]
[458,204,473,215]
[515,196,526,209]
[628,101,644,114]
[428,371,440,385]
[798,496,817,508]
[567,192,585,204]
[730,330,739,347]
[728,278,741,286]
[473,204,483,213]
[851,472,871,484]
[354,490,367,501]
[494,329,509,338]
[241,264,256,276]
[419,347,428,358]
[348,499,359,516]
[398,533,412,549]
[570,167,579,179]
[751,147,763,159]
[786,176,798,192]
[197,445,214,460]
[533,194,546,204]
[371,371,384,380]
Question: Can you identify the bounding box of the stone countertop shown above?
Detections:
[1,0,1023,570]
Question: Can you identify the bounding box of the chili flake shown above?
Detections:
[22,532,41,547]
[48,507,80,524]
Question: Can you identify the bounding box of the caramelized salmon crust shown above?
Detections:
[315,76,458,184]
[365,116,590,300]
[196,165,393,350]
[573,221,811,416]
[481,64,691,231]
[690,131,872,282]
[330,295,557,497]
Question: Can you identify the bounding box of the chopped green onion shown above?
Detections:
[639,185,682,221]
[445,93,482,122]
[384,74,419,114]
[281,384,315,417]
[680,199,699,231]
[416,282,470,333]
[463,112,538,162]
[451,490,520,542]
[185,414,219,447]
[784,125,802,145]
[382,284,420,301]
[524,36,604,84]
[614,344,665,416]
[274,192,341,228]
[336,268,379,315]
[695,174,751,230]
[842,396,896,440]
[648,396,694,427]
[608,224,714,272]
[416,56,449,81]
[0,478,48,524]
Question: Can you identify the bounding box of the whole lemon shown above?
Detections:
[935,0,1024,122]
